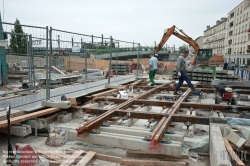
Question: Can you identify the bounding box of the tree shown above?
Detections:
[179,44,188,53]
[9,19,27,54]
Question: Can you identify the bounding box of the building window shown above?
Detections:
[243,58,245,64]
[230,12,234,18]
[229,22,234,27]
[247,58,250,65]
[228,48,232,54]
[228,39,232,44]
[229,30,233,36]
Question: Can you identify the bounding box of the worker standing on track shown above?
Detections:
[147,53,158,86]
[174,50,195,95]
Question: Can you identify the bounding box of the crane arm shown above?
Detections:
[154,25,200,65]
[154,25,175,53]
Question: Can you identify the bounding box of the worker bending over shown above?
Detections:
[147,53,158,86]
[174,50,195,95]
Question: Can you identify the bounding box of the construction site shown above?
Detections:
[1,9,250,166]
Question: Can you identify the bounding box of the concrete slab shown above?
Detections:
[67,129,182,156]
[210,124,232,166]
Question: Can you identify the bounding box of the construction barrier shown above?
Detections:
[234,68,250,80]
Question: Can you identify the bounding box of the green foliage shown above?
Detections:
[9,19,27,54]
[179,44,188,53]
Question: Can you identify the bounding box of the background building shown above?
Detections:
[203,18,227,56]
[188,36,203,60]
[224,0,250,65]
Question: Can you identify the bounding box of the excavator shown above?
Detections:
[154,25,224,66]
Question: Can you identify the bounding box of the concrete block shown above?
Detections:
[182,124,194,138]
[41,100,71,109]
[241,128,250,139]
[223,127,232,137]
[25,118,47,129]
[48,129,68,146]
[0,124,32,137]
[161,108,169,113]
[150,121,158,130]
[239,94,249,101]
[105,84,122,89]
[121,118,133,127]
[57,113,73,123]
[84,102,99,108]
[210,124,232,166]
[186,110,196,116]
[67,129,182,156]
[226,131,246,148]
[99,125,184,144]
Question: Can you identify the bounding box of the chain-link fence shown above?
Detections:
[1,21,177,110]
[0,22,49,110]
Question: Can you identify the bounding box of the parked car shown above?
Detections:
[239,64,249,68]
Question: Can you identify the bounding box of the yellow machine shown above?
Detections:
[154,25,224,66]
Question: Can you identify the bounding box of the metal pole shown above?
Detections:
[49,27,52,98]
[45,26,49,101]
[84,43,87,80]
[137,44,140,78]
[72,37,73,47]
[58,35,60,50]
[101,34,103,48]
[91,35,93,50]
[29,35,36,90]
[108,36,112,84]
[133,42,134,48]
[25,34,31,84]
[116,42,119,77]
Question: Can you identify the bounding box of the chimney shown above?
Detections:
[221,17,227,22]
[207,25,210,30]
[216,20,220,25]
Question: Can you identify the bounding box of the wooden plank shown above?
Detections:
[36,148,70,159]
[121,159,187,166]
[0,107,61,128]
[59,150,85,166]
[181,102,250,111]
[75,151,96,166]
[223,138,245,166]
[95,153,121,163]
[126,151,188,159]
[52,66,65,74]
[45,112,62,124]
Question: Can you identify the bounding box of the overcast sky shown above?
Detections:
[1,0,242,48]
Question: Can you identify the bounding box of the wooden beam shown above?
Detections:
[95,153,121,163]
[181,102,250,111]
[114,110,164,120]
[126,151,188,159]
[59,150,85,166]
[172,114,209,125]
[76,82,174,133]
[120,159,187,166]
[75,151,96,166]
[133,99,174,107]
[52,66,65,74]
[45,112,62,124]
[0,107,61,128]
[150,88,193,143]
[223,138,245,166]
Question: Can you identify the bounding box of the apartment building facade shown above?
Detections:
[203,18,227,56]
[224,0,250,65]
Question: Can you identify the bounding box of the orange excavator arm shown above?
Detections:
[154,25,200,65]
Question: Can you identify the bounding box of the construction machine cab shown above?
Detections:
[196,49,213,64]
